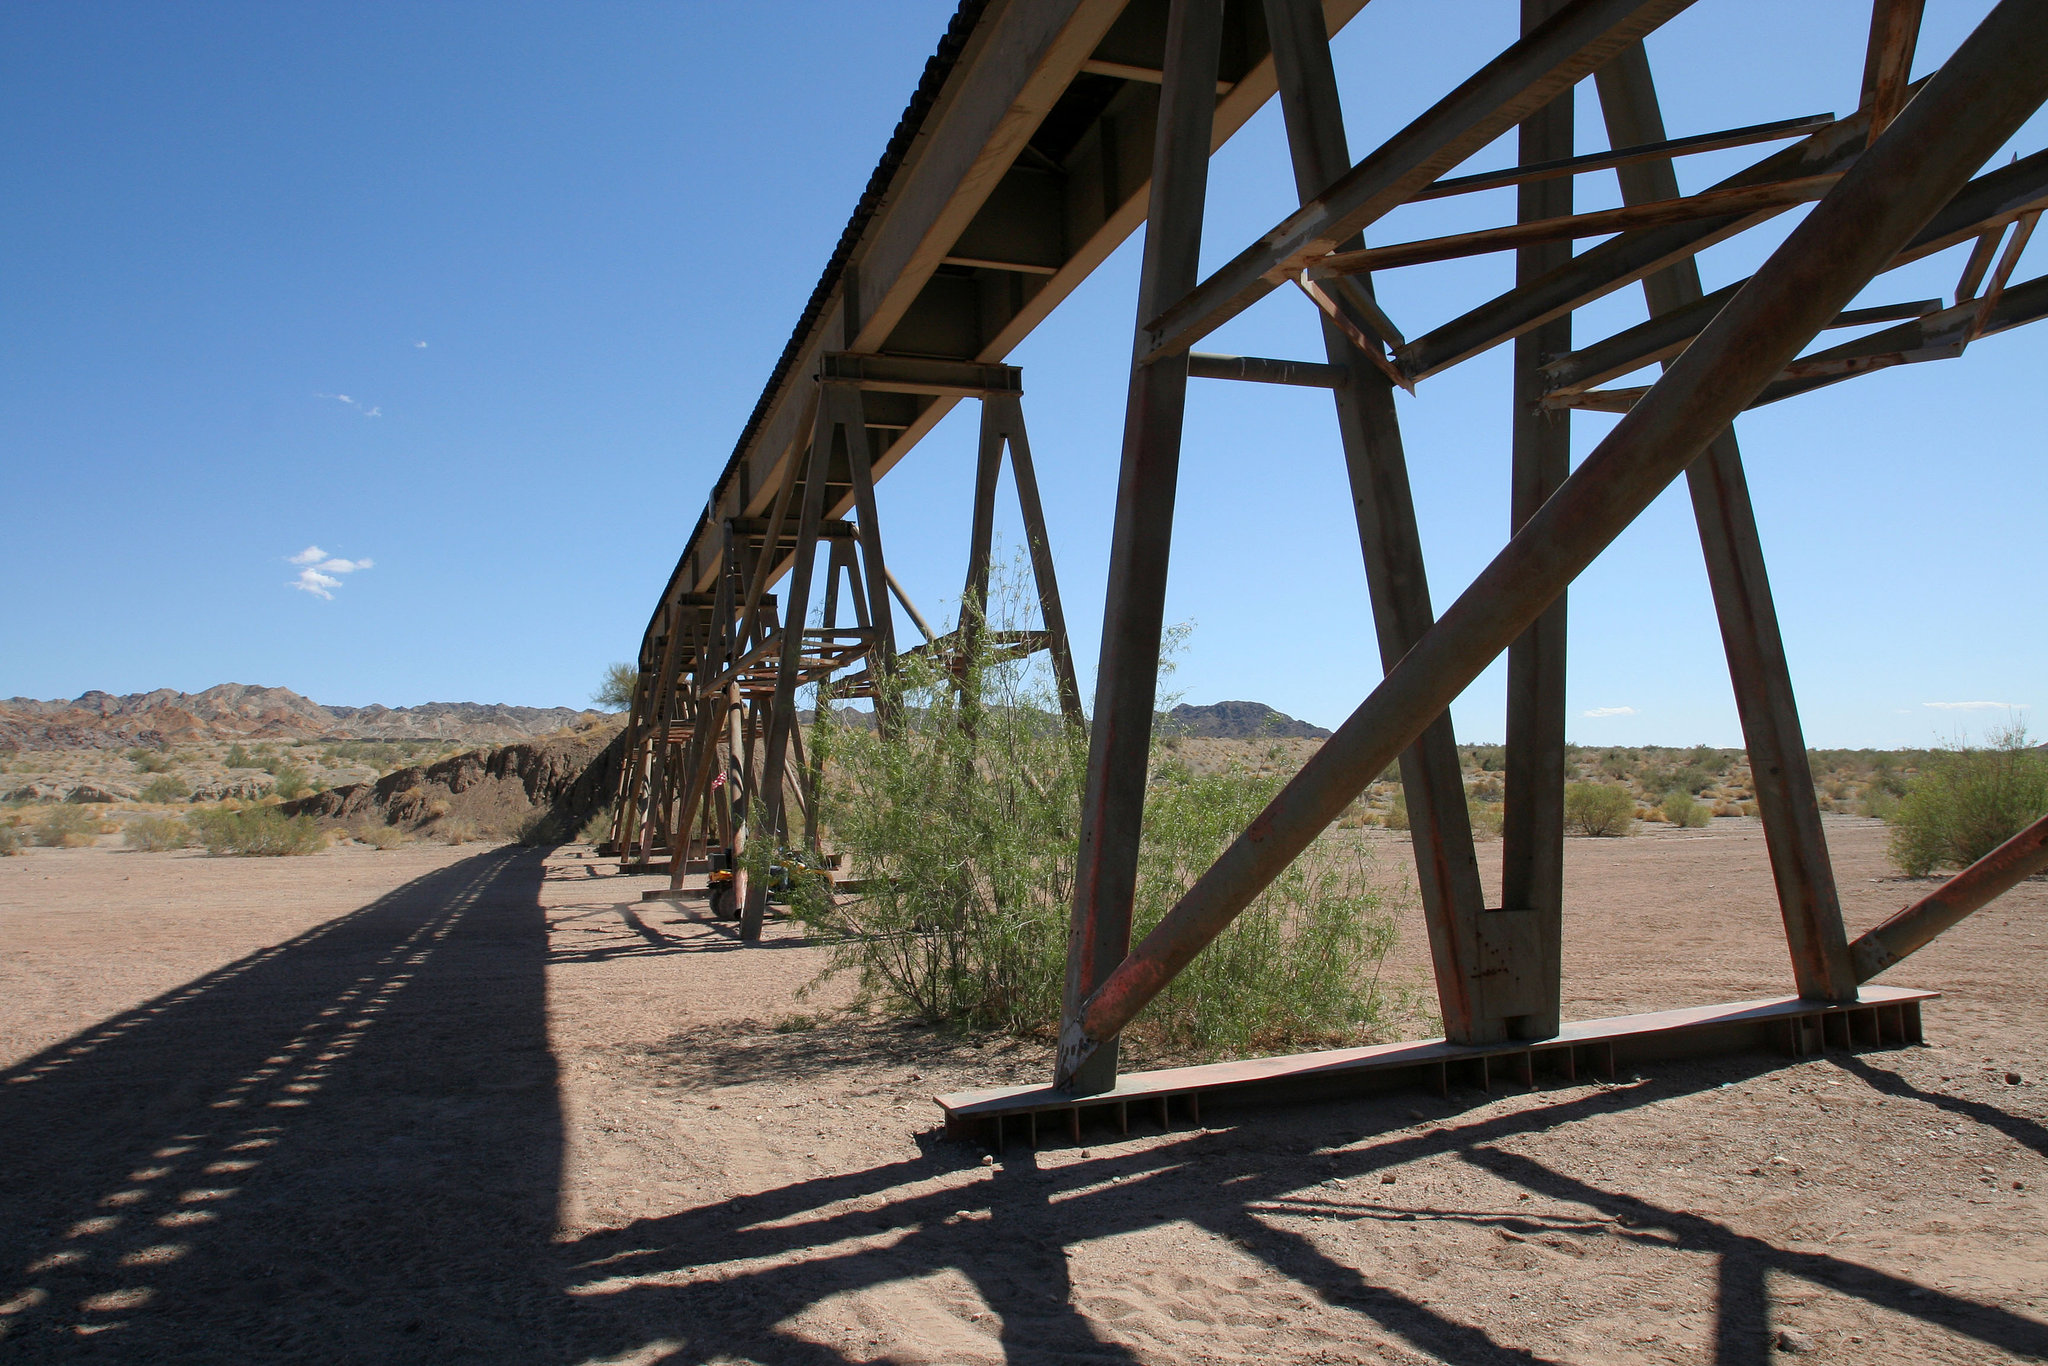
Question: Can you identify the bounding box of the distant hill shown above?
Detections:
[0,684,607,750]
[1161,701,1331,740]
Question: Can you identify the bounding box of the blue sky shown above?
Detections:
[3,1,2040,747]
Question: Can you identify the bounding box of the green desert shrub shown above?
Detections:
[810,578,1400,1058]
[269,764,315,799]
[1131,761,1398,1057]
[126,747,176,774]
[1661,789,1710,828]
[224,742,257,769]
[594,662,639,712]
[139,774,191,804]
[0,825,20,856]
[123,815,191,851]
[1887,724,2048,877]
[35,805,106,848]
[1564,781,1635,837]
[188,808,327,856]
[808,650,1084,1036]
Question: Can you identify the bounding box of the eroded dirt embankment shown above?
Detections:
[280,724,622,839]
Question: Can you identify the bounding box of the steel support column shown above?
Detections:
[1060,0,1224,1094]
[741,383,846,941]
[1595,43,1858,1001]
[1265,0,1497,1042]
[1500,0,1574,1038]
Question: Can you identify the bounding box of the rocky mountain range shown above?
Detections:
[1160,700,1332,740]
[0,684,607,750]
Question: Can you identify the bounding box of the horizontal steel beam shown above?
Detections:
[1079,57,1234,94]
[952,987,1934,1141]
[728,518,856,542]
[1411,111,1836,200]
[1540,289,1942,397]
[1312,172,1837,275]
[819,351,1024,397]
[1397,106,1881,380]
[1186,351,1349,387]
[1558,271,2048,410]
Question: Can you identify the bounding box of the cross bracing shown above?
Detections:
[611,0,2048,1110]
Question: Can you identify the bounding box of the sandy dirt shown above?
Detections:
[1,818,2043,1364]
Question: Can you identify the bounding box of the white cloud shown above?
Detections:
[414,340,428,348]
[1581,705,1637,718]
[1923,700,2027,711]
[315,391,382,417]
[287,546,373,600]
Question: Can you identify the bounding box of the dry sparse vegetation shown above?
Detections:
[1887,724,2048,876]
[122,814,191,851]
[188,808,326,856]
[139,774,190,804]
[351,821,408,850]
[34,805,107,848]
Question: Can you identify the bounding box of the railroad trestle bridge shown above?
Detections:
[608,0,2048,1124]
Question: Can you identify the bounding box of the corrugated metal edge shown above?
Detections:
[662,0,992,622]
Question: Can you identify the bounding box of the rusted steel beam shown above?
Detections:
[1853,814,2048,980]
[1411,111,1835,200]
[1055,0,2048,1084]
[742,388,843,941]
[1311,172,1838,275]
[1860,0,1926,140]
[1140,0,1697,361]
[1897,145,2048,261]
[1266,0,1496,1043]
[1957,228,2003,301]
[996,395,1085,726]
[608,668,655,859]
[883,567,938,645]
[1419,131,2048,386]
[1397,108,1879,380]
[1063,0,1225,1096]
[845,395,899,723]
[1598,42,1858,1002]
[1186,351,1349,387]
[955,393,1084,723]
[1078,57,1235,94]
[1539,289,1941,399]
[1500,0,1574,1041]
[1535,144,2048,398]
[1973,209,2040,330]
[958,395,1006,669]
[959,987,1939,1137]
[818,351,1023,398]
[667,528,745,886]
[1562,270,2048,412]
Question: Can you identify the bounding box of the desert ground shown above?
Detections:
[1,817,2043,1365]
